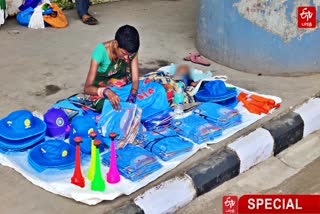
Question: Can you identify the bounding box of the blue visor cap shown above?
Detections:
[195,80,237,102]
[0,110,46,140]
[69,115,104,154]
[28,139,75,170]
[0,132,45,151]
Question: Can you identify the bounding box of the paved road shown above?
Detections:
[178,131,320,214]
[265,157,320,194]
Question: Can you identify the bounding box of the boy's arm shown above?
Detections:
[84,59,120,110]
[127,54,140,103]
[84,60,99,96]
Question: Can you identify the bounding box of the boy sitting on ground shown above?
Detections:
[173,64,199,87]
[144,64,199,106]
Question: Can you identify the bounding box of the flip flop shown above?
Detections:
[190,55,211,66]
[183,52,200,61]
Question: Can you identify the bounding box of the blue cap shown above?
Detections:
[44,108,69,137]
[0,132,45,151]
[28,139,75,172]
[195,80,237,103]
[0,110,46,140]
[215,97,238,108]
[69,115,104,154]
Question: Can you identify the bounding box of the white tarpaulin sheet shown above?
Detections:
[0,66,281,205]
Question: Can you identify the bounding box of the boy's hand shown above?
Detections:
[126,93,137,103]
[191,81,200,87]
[104,89,120,110]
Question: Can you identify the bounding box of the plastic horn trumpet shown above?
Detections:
[91,139,105,191]
[71,136,85,188]
[87,131,97,181]
[106,132,120,184]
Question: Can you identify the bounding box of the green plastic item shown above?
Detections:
[41,3,49,11]
[87,140,96,181]
[91,140,105,192]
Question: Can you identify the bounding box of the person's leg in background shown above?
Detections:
[75,0,98,25]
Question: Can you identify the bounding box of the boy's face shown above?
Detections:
[175,65,190,76]
[117,48,134,62]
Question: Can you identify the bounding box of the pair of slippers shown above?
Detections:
[184,53,211,66]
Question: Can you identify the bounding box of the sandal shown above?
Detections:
[82,14,98,25]
[87,13,98,24]
[183,52,200,61]
[190,55,211,66]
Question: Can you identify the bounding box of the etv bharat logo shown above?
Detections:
[223,196,238,214]
[298,6,317,28]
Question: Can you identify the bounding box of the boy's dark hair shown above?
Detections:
[115,25,140,53]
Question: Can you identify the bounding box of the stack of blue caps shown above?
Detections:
[0,110,46,152]
[28,139,75,172]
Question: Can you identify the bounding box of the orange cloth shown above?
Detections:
[43,3,68,28]
[238,92,280,115]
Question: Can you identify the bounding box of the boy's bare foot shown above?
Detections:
[82,14,98,25]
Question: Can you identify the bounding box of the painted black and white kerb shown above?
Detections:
[114,98,320,214]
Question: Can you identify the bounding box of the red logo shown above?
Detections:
[298,6,317,28]
[223,196,238,214]
[148,88,155,95]
[137,88,155,100]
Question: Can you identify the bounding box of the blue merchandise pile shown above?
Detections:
[136,128,194,161]
[102,144,162,181]
[193,102,242,129]
[171,113,223,144]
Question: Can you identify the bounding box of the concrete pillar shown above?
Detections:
[196,0,320,75]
